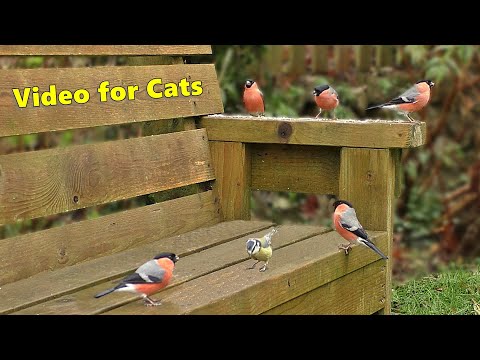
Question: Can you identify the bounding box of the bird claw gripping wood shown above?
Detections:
[144,296,162,306]
[338,243,352,255]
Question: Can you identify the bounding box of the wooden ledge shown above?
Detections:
[0,45,212,56]
[200,114,426,149]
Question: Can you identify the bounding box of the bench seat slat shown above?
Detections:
[103,229,387,315]
[1,220,274,314]
[263,260,386,314]
[13,224,325,315]
[0,190,222,285]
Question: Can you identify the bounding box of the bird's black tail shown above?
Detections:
[360,239,389,260]
[94,287,116,299]
[365,103,385,111]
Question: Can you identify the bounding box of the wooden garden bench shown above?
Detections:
[0,45,426,315]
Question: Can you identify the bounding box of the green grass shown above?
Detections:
[392,264,480,315]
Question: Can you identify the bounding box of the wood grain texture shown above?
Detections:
[0,45,212,56]
[263,260,386,314]
[209,141,251,221]
[335,46,350,73]
[376,45,395,67]
[289,46,306,76]
[356,45,373,72]
[339,148,397,314]
[0,64,223,136]
[0,129,214,225]
[14,225,326,314]
[104,230,387,315]
[199,115,427,148]
[0,191,221,285]
[1,220,274,314]
[128,55,204,203]
[264,46,283,74]
[251,143,339,194]
[312,45,329,74]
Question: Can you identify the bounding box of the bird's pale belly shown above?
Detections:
[252,247,272,262]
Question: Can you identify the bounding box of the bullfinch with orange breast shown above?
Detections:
[94,252,179,306]
[243,79,265,116]
[366,80,435,121]
[313,84,339,119]
[333,200,388,260]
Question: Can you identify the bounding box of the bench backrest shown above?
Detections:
[0,46,224,285]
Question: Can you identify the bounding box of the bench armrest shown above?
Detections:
[199,115,426,149]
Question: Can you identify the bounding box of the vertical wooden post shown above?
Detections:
[339,148,398,314]
[264,45,283,74]
[355,45,372,73]
[376,45,395,67]
[312,45,329,74]
[288,45,306,77]
[334,46,350,74]
[209,141,251,221]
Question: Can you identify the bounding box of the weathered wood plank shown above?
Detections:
[0,191,221,285]
[376,45,395,67]
[312,45,329,74]
[251,144,339,194]
[339,148,397,314]
[288,46,306,76]
[0,45,212,56]
[264,46,283,74]
[263,260,386,314]
[355,45,373,73]
[0,64,223,137]
[0,129,214,225]
[1,220,274,314]
[334,46,351,74]
[200,115,427,148]
[13,224,327,315]
[104,230,387,314]
[127,55,204,203]
[209,141,251,221]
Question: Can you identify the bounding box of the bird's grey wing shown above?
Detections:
[339,207,369,239]
[388,85,420,105]
[119,272,162,284]
[134,260,166,283]
[329,87,339,99]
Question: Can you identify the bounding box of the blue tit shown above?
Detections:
[246,227,278,272]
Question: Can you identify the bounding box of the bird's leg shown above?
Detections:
[406,113,416,122]
[259,261,268,272]
[338,243,353,255]
[143,295,162,306]
[315,109,322,119]
[248,260,260,269]
[332,109,337,120]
